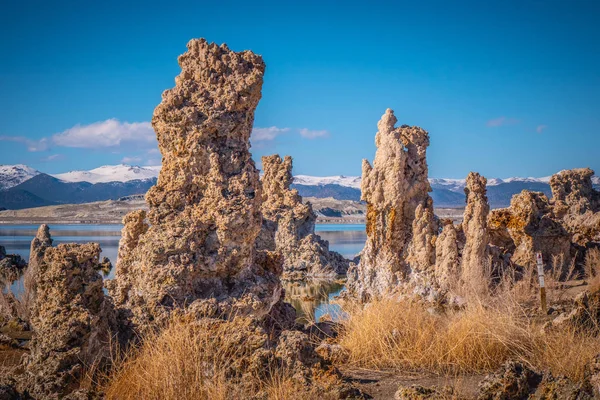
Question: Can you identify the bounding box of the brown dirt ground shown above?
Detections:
[342,368,486,399]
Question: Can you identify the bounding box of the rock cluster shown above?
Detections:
[488,168,600,276]
[478,361,593,399]
[488,191,572,272]
[1,39,362,399]
[258,154,349,280]
[107,39,282,328]
[346,109,435,300]
[18,242,116,399]
[345,110,599,302]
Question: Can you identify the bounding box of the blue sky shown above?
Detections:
[1,0,599,178]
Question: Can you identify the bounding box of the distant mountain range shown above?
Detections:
[291,173,599,208]
[0,165,158,210]
[53,164,161,183]
[0,164,598,210]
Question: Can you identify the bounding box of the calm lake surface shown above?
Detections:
[0,223,366,321]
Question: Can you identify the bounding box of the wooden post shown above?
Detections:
[536,252,547,314]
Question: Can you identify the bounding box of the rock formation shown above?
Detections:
[18,243,116,399]
[487,168,600,277]
[488,191,572,272]
[346,109,435,300]
[550,289,600,334]
[22,224,53,305]
[461,172,490,283]
[0,245,26,283]
[550,168,600,245]
[434,220,460,290]
[406,198,436,273]
[478,361,593,399]
[258,154,349,279]
[108,39,283,328]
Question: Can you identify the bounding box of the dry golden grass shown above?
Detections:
[103,317,314,400]
[337,297,600,383]
[531,326,599,382]
[585,248,600,291]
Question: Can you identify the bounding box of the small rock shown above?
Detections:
[315,343,349,364]
[395,385,453,399]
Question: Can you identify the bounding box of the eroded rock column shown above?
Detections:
[346,109,434,300]
[19,243,116,399]
[434,220,460,290]
[461,172,490,283]
[258,154,349,279]
[108,39,281,328]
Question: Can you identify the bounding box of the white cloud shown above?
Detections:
[1,119,157,153]
[298,128,329,139]
[121,156,143,164]
[0,135,49,152]
[251,126,290,141]
[536,124,547,134]
[52,119,156,148]
[486,117,520,127]
[40,154,64,162]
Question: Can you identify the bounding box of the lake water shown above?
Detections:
[0,223,366,322]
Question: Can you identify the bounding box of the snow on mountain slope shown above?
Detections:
[293,175,362,189]
[0,164,40,190]
[52,164,161,184]
[4,162,599,192]
[292,175,580,192]
[428,178,467,191]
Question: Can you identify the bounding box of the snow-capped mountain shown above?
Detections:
[291,174,599,208]
[293,175,362,189]
[1,163,599,210]
[293,175,567,191]
[0,164,40,190]
[429,176,556,191]
[52,164,161,184]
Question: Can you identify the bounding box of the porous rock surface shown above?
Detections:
[346,109,434,300]
[395,385,455,399]
[108,39,283,328]
[461,172,490,283]
[477,361,593,400]
[406,197,436,273]
[23,224,53,303]
[487,168,600,275]
[550,168,600,245]
[488,191,572,271]
[257,154,349,279]
[0,245,26,283]
[550,289,600,334]
[434,219,460,290]
[17,243,116,399]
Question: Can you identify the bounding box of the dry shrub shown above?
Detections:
[338,299,529,374]
[531,327,600,382]
[103,316,312,400]
[337,298,600,382]
[585,248,600,291]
